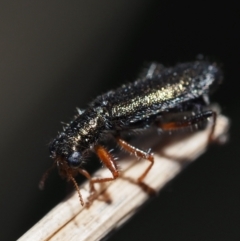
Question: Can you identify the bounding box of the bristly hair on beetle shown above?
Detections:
[39,61,223,206]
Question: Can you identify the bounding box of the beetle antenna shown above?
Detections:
[68,174,84,206]
[39,162,57,190]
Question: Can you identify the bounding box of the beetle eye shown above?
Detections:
[67,151,82,168]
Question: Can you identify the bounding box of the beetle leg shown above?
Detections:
[83,145,119,206]
[158,110,217,142]
[94,145,119,181]
[78,168,95,193]
[116,137,154,183]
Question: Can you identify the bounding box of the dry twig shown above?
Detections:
[18,115,229,241]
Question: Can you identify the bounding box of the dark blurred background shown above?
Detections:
[0,1,239,240]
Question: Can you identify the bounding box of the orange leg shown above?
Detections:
[116,137,154,183]
[78,168,95,193]
[78,167,112,206]
[158,110,217,142]
[82,145,119,205]
[94,145,119,182]
[80,149,118,190]
[208,111,217,142]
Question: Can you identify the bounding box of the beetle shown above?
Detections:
[40,61,222,206]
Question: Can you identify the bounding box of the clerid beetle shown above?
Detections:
[40,61,222,206]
